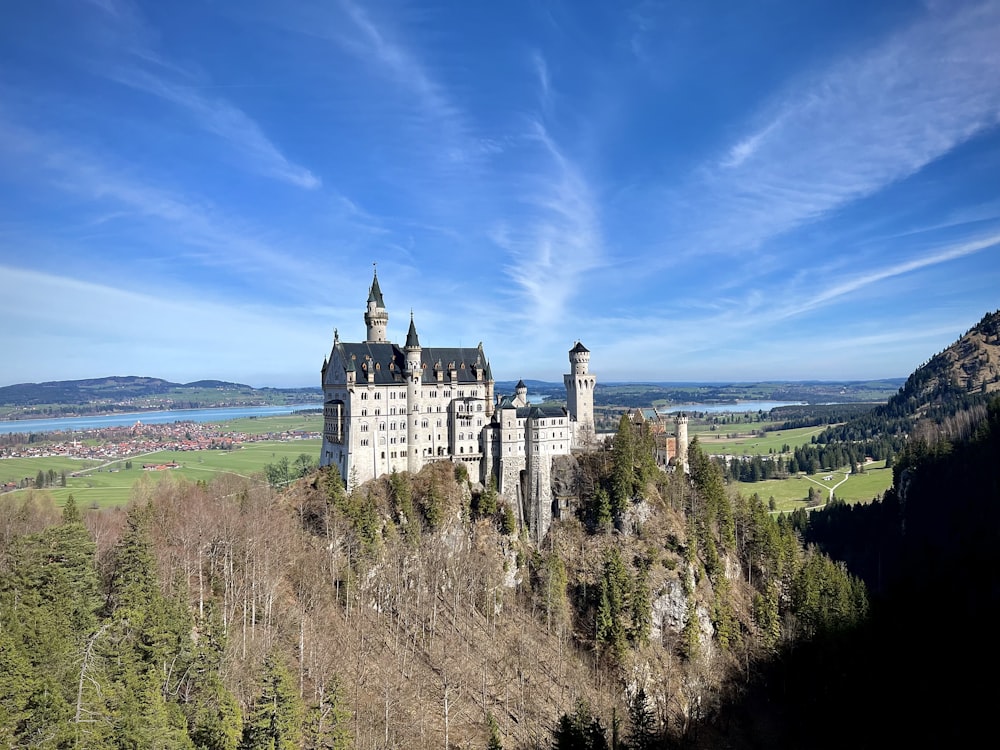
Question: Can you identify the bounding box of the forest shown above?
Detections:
[1,410,874,749]
[2,311,996,748]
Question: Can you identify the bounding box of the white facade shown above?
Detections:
[321,272,596,541]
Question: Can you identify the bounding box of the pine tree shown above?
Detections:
[486,712,503,750]
[242,657,304,750]
[626,688,657,750]
[304,676,350,750]
[629,565,651,646]
[611,414,637,519]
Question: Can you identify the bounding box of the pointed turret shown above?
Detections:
[406,313,420,349]
[514,379,528,406]
[364,267,388,343]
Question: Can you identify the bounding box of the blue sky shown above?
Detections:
[1,0,998,388]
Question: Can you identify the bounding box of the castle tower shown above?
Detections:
[514,379,528,407]
[405,313,422,473]
[364,269,388,343]
[674,414,689,472]
[564,341,596,445]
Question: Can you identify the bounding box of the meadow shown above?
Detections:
[218,413,322,434]
[736,462,894,512]
[691,424,828,455]
[2,439,321,508]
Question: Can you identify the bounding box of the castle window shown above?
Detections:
[375,389,381,397]
[444,390,452,397]
[422,420,429,428]
[458,390,465,397]
[361,392,368,400]
[477,404,483,412]
[374,408,381,416]
[361,439,369,446]
[361,423,369,432]
[361,409,367,416]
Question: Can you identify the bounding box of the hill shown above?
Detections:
[903,309,1000,401]
[0,376,322,419]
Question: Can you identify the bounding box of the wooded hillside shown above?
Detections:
[1,414,871,749]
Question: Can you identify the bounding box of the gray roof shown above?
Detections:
[332,341,491,386]
[406,316,420,348]
[368,273,385,307]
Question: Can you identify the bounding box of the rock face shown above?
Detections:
[651,578,688,641]
[651,576,715,646]
[550,454,583,523]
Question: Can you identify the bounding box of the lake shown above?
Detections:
[0,404,318,435]
[658,400,805,414]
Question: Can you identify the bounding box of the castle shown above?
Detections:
[320,270,597,542]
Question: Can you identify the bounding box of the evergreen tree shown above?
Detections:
[626,688,657,750]
[611,414,637,519]
[593,486,613,534]
[304,677,350,750]
[629,564,651,647]
[242,657,304,750]
[486,712,503,750]
[499,503,517,535]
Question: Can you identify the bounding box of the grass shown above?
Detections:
[735,462,894,513]
[214,413,322,434]
[0,456,103,485]
[1,439,321,508]
[693,425,828,455]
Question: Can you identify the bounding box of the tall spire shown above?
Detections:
[364,264,388,343]
[368,263,385,307]
[406,311,420,349]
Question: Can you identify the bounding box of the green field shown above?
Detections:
[1,439,321,508]
[693,424,828,455]
[215,413,322,434]
[736,462,894,512]
[0,456,103,486]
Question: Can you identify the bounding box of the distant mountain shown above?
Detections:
[0,376,321,419]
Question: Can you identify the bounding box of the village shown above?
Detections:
[0,418,320,492]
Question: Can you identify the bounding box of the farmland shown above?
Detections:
[735,462,894,512]
[5,439,321,507]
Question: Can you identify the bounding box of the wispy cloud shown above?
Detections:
[678,1,1000,254]
[112,67,321,189]
[334,0,478,167]
[0,115,322,294]
[770,232,1000,321]
[89,0,320,189]
[491,119,604,328]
